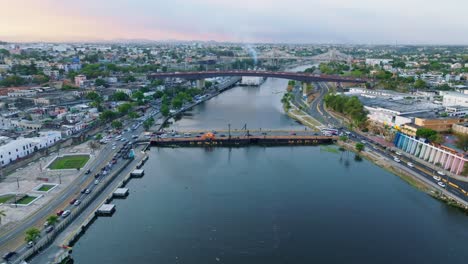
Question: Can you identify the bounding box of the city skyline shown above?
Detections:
[2,0,468,44]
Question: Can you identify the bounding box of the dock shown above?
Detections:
[97,204,115,216]
[151,135,337,147]
[113,188,129,198]
[131,169,145,177]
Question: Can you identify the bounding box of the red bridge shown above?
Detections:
[148,70,368,84]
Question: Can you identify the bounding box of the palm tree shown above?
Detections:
[0,210,6,225]
[25,227,41,242]
[46,215,58,226]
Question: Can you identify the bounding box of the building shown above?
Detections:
[74,74,87,87]
[346,89,441,128]
[452,123,468,135]
[445,106,468,117]
[400,123,419,137]
[7,89,37,97]
[442,92,468,108]
[394,132,467,175]
[0,131,62,167]
[365,58,392,67]
[414,117,465,132]
[241,76,265,86]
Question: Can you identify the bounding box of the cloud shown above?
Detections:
[2,0,468,44]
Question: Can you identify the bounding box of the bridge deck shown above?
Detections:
[150,135,338,147]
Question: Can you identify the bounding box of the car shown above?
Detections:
[436,171,445,176]
[219,134,226,137]
[132,135,138,139]
[290,132,297,135]
[85,189,91,194]
[394,158,401,163]
[61,210,71,218]
[94,179,99,185]
[2,251,16,261]
[69,199,77,205]
[112,146,117,150]
[361,140,367,144]
[395,152,402,156]
[433,176,441,181]
[45,225,54,233]
[74,200,81,206]
[438,182,446,188]
[27,241,34,248]
[407,162,414,168]
[56,210,64,216]
[85,169,91,175]
[81,189,87,194]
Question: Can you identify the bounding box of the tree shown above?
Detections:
[86,91,102,102]
[414,79,426,89]
[455,134,468,152]
[355,142,365,152]
[111,120,123,129]
[339,135,348,142]
[95,78,107,87]
[416,128,438,142]
[100,110,117,121]
[25,227,41,242]
[172,97,183,109]
[117,103,132,114]
[160,103,170,117]
[143,117,154,131]
[112,91,130,101]
[46,215,59,226]
[95,134,103,141]
[132,91,145,101]
[0,210,5,225]
[128,112,139,119]
[205,81,213,89]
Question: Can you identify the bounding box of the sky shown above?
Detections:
[1,0,468,44]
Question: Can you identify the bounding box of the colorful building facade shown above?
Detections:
[394,132,467,175]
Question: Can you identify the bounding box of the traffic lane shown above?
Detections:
[10,142,132,261]
[369,147,467,202]
[3,141,127,258]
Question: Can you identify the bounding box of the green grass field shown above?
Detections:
[48,155,90,170]
[0,195,14,204]
[38,184,55,192]
[16,195,37,205]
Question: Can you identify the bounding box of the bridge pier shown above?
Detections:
[302,82,310,99]
[197,79,205,89]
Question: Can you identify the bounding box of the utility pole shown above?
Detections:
[16,178,19,189]
[228,123,231,139]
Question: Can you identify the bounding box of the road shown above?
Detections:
[302,82,468,205]
[0,112,157,263]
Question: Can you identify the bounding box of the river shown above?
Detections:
[71,67,468,264]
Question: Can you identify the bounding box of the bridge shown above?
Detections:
[148,70,368,89]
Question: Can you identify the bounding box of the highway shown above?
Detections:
[304,82,468,205]
[0,113,155,263]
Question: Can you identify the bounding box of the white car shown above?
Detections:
[112,146,116,150]
[395,152,402,156]
[407,162,414,167]
[433,176,441,181]
[438,182,446,188]
[436,171,445,176]
[394,158,401,163]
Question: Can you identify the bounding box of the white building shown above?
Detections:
[7,90,37,97]
[241,76,265,86]
[365,58,393,67]
[445,106,468,117]
[0,131,62,167]
[442,92,468,108]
